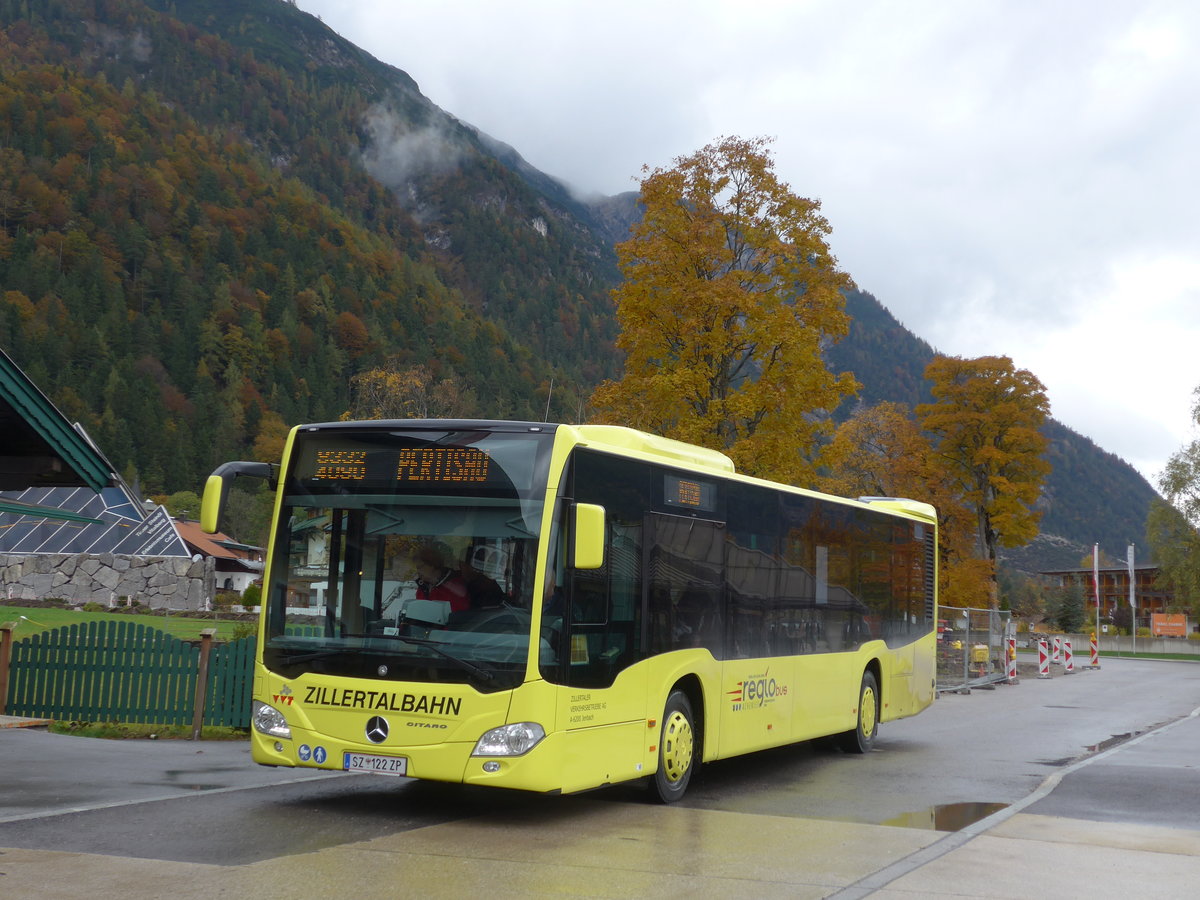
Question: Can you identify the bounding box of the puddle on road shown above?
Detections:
[882,801,1009,832]
[1040,757,1075,767]
[1038,726,1159,768]
[1078,720,1169,755]
[1086,732,1136,753]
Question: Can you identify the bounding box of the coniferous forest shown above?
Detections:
[0,0,1159,568]
[0,0,617,493]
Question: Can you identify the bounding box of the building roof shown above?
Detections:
[0,347,188,556]
[0,348,114,492]
[174,519,263,569]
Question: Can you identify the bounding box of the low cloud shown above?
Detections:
[358,105,464,197]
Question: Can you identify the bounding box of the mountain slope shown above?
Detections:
[0,0,618,494]
[0,0,1158,571]
[143,0,621,384]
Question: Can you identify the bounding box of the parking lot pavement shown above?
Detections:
[3,713,1200,898]
[0,723,332,823]
[838,710,1200,899]
[4,794,1199,899]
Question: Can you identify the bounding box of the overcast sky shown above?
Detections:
[297,0,1200,488]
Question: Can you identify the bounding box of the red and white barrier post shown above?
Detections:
[1038,639,1051,679]
[1052,636,1062,664]
[1006,636,1018,683]
[1063,639,1075,674]
[1084,632,1101,670]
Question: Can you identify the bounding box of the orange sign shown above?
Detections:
[1151,614,1188,637]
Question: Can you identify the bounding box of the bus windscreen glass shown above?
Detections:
[263,428,554,691]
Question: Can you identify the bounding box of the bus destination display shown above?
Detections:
[309,447,490,484]
[663,474,716,512]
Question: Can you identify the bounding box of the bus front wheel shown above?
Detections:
[838,670,879,754]
[652,690,696,803]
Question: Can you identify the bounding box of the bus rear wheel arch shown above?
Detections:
[837,668,880,754]
[651,689,697,803]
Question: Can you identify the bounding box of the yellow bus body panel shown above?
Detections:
[246,422,937,796]
[883,630,937,719]
[251,633,935,795]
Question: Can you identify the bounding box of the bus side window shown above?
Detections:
[725,485,779,659]
[644,513,725,657]
[572,577,607,624]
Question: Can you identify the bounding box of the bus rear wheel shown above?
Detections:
[652,690,696,803]
[838,670,879,754]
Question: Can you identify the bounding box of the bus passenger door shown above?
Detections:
[556,505,648,793]
[642,513,727,756]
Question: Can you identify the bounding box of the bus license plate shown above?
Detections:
[344,752,408,776]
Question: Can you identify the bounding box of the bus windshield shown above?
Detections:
[261,426,555,692]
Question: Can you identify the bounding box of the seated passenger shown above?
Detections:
[462,549,506,610]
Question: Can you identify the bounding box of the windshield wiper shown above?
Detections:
[342,633,495,683]
[275,647,345,665]
[504,516,536,537]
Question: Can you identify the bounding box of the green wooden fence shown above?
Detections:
[2,620,256,728]
[204,631,257,727]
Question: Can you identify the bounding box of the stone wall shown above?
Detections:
[0,553,215,610]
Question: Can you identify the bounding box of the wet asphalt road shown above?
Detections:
[2,655,1199,870]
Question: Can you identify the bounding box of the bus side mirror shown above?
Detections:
[201,461,276,534]
[571,503,606,570]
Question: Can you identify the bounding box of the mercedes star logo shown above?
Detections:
[365,716,389,744]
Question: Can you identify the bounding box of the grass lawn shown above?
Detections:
[48,720,248,740]
[1016,647,1200,662]
[0,603,250,642]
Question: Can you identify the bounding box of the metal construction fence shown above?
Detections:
[936,605,1013,693]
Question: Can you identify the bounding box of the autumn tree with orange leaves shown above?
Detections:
[344,362,476,421]
[590,136,857,484]
[917,355,1051,606]
[821,401,992,608]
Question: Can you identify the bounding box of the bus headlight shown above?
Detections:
[251,700,292,740]
[471,722,545,757]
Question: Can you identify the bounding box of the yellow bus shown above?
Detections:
[203,420,937,801]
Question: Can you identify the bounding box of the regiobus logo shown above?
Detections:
[727,670,788,711]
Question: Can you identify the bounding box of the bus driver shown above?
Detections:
[412,543,469,613]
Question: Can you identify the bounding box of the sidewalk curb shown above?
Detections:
[0,715,51,728]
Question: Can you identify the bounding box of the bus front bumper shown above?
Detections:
[249,726,567,793]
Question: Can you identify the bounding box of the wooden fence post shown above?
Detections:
[0,621,14,716]
[191,629,217,740]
